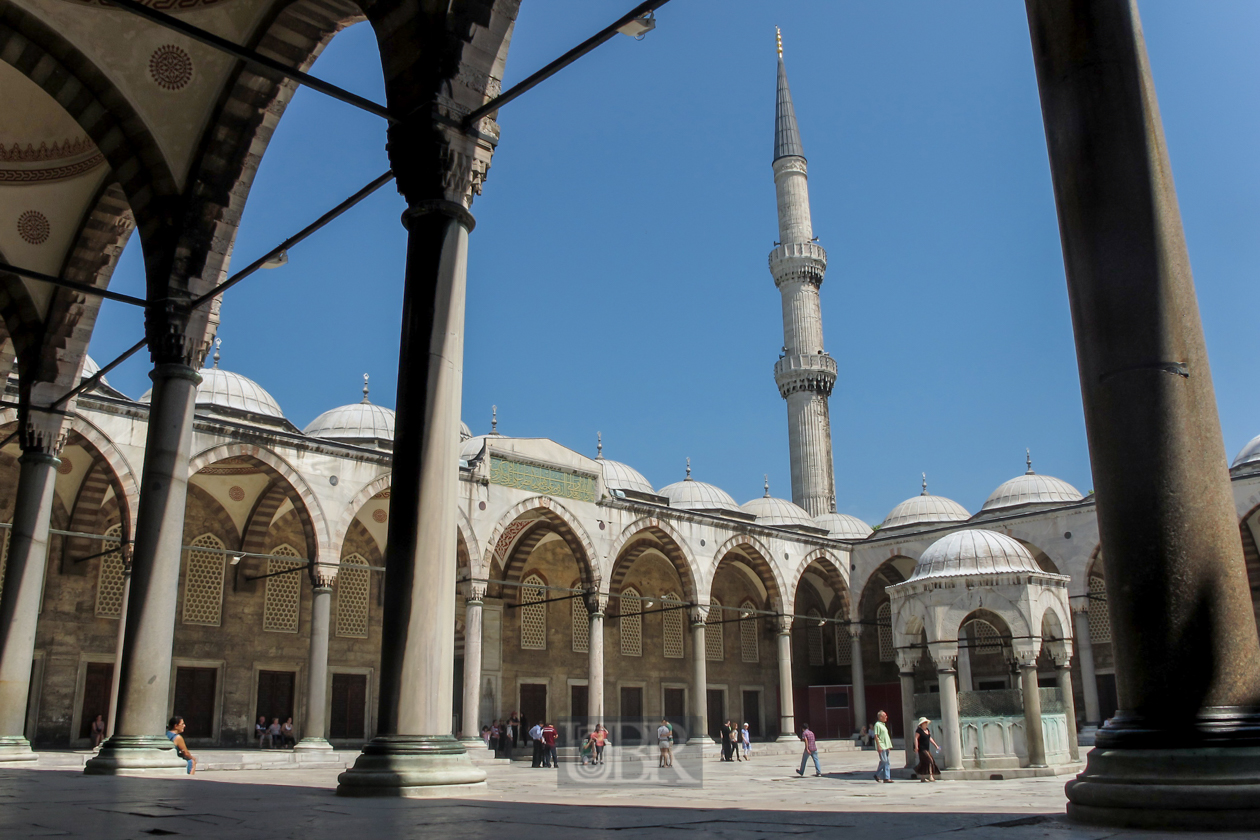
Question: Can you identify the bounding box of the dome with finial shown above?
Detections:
[304,373,396,445]
[741,476,814,527]
[140,338,284,420]
[80,355,109,387]
[460,405,510,460]
[460,421,472,442]
[909,529,1041,581]
[879,473,970,531]
[1232,434,1260,472]
[814,511,874,541]
[659,459,741,513]
[979,450,1083,513]
[596,432,654,494]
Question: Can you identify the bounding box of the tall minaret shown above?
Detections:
[769,29,837,517]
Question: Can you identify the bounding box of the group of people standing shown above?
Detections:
[717,720,750,762]
[482,711,522,759]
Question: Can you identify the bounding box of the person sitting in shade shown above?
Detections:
[166,716,197,775]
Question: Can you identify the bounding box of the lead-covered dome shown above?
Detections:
[460,421,473,442]
[880,476,969,531]
[910,529,1040,581]
[304,375,394,444]
[814,511,873,540]
[600,458,653,494]
[741,480,814,527]
[1232,434,1260,471]
[659,462,740,513]
[140,364,284,420]
[81,355,109,387]
[980,453,1082,512]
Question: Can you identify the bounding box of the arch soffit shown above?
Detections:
[483,495,598,585]
[606,517,699,603]
[789,548,849,611]
[937,591,1034,646]
[332,471,390,557]
[710,533,787,614]
[850,547,923,614]
[857,555,915,620]
[188,443,329,559]
[68,414,140,536]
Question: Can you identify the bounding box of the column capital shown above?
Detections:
[1045,638,1073,666]
[847,623,864,639]
[584,588,608,616]
[463,581,486,603]
[16,398,69,457]
[775,614,793,635]
[146,301,214,369]
[1012,642,1041,668]
[927,641,958,671]
[388,119,495,213]
[895,649,921,672]
[689,604,710,626]
[309,562,336,590]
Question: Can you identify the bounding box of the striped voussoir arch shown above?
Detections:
[64,459,113,566]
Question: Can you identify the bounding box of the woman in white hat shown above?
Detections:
[914,717,940,782]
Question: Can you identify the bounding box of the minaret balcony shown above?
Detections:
[774,352,838,397]
[768,241,828,288]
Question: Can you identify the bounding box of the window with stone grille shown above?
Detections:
[94,524,125,619]
[662,592,684,659]
[1087,575,1111,644]
[706,599,724,661]
[336,553,370,638]
[877,601,894,662]
[263,544,303,633]
[807,609,824,666]
[969,620,1002,654]
[740,600,759,663]
[520,574,546,650]
[834,623,852,665]
[620,587,642,657]
[183,533,226,626]
[571,587,589,653]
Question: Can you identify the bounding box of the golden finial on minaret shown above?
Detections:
[776,26,783,58]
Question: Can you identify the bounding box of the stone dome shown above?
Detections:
[910,529,1040,581]
[741,481,814,527]
[659,464,740,513]
[140,365,284,420]
[600,458,653,494]
[304,401,395,443]
[461,433,505,461]
[814,511,874,540]
[460,421,472,442]
[979,453,1083,512]
[80,355,109,386]
[880,478,969,531]
[1232,434,1260,470]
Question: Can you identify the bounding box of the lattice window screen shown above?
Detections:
[336,553,370,638]
[807,609,824,666]
[263,544,302,633]
[662,593,684,659]
[571,589,589,653]
[183,533,226,626]
[706,600,724,661]
[1087,576,1111,644]
[834,623,852,665]
[877,601,894,662]
[741,601,759,663]
[970,620,1002,654]
[520,574,546,650]
[94,524,125,619]
[620,587,642,657]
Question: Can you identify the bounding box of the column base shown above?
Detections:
[293,737,333,752]
[775,735,799,743]
[84,736,188,776]
[337,735,487,798]
[0,736,37,762]
[1065,746,1260,829]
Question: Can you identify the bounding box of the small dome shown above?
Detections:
[600,458,653,494]
[81,355,109,387]
[460,421,473,442]
[814,511,873,540]
[140,366,284,419]
[304,402,395,442]
[461,433,505,460]
[910,529,1040,581]
[1233,434,1260,470]
[981,473,1082,511]
[659,463,739,513]
[741,480,814,527]
[881,477,969,531]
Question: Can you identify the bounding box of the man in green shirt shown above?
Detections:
[872,710,894,783]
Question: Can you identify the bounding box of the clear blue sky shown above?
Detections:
[90,1,1260,527]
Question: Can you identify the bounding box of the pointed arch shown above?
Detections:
[710,533,787,615]
[606,517,699,603]
[483,496,597,591]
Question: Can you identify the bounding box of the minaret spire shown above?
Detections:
[769,30,837,517]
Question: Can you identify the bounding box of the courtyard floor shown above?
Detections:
[1,748,1255,839]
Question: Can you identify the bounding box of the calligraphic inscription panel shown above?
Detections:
[489,457,596,503]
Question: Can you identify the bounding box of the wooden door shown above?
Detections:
[256,670,296,728]
[173,667,217,738]
[520,683,547,729]
[330,673,367,740]
[78,663,113,739]
[570,684,588,726]
[742,690,761,738]
[663,688,686,741]
[706,689,724,741]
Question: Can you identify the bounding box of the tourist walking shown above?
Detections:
[541,722,558,768]
[529,722,544,767]
[719,720,734,761]
[657,718,674,768]
[740,723,751,760]
[914,717,941,782]
[165,716,197,775]
[872,709,894,783]
[795,722,822,776]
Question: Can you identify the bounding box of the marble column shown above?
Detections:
[1027,1,1260,827]
[1072,608,1101,726]
[338,132,489,796]
[689,609,708,743]
[936,659,963,771]
[775,618,796,741]
[105,557,132,739]
[1057,660,1080,762]
[87,359,203,776]
[459,586,485,742]
[1020,662,1047,767]
[897,658,917,768]
[295,569,334,751]
[0,414,63,763]
[956,631,974,692]
[849,625,867,736]
[586,592,605,726]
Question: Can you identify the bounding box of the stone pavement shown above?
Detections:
[1,748,1256,839]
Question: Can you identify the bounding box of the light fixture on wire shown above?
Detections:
[616,12,655,40]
